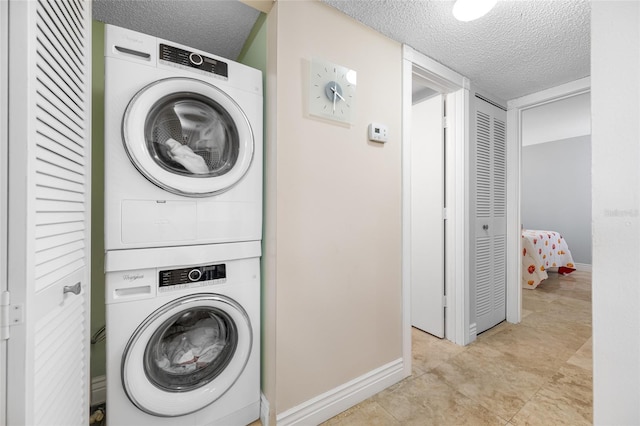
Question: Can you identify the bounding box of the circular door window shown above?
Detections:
[122,294,252,417]
[123,77,254,197]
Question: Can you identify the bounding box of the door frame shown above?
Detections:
[505,76,591,324]
[402,44,470,375]
[0,0,8,422]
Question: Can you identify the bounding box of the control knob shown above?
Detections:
[189,53,203,66]
[188,268,202,282]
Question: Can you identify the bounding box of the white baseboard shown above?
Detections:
[91,375,106,406]
[275,358,404,426]
[260,392,270,426]
[575,263,592,272]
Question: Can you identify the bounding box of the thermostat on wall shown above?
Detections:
[368,123,388,143]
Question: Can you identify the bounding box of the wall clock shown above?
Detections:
[309,57,357,124]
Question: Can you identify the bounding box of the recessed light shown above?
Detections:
[452,0,498,22]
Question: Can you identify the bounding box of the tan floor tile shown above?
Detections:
[321,399,400,426]
[567,337,593,371]
[321,272,592,425]
[412,327,468,375]
[429,345,549,420]
[375,372,507,426]
[510,364,593,426]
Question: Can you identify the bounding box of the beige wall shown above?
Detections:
[264,0,403,415]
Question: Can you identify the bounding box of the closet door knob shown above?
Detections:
[63,282,81,296]
[482,224,489,230]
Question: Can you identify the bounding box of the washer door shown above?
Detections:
[123,77,254,197]
[122,294,252,417]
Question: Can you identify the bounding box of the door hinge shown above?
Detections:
[443,116,449,128]
[442,295,447,308]
[443,207,448,220]
[1,291,24,341]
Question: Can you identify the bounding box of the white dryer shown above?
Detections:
[103,24,263,251]
[105,242,260,425]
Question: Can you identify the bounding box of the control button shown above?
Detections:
[188,269,202,282]
[189,53,203,66]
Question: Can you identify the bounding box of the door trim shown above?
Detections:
[0,0,8,422]
[505,77,590,324]
[402,45,471,376]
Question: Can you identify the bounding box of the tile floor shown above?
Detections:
[254,269,592,425]
[323,270,592,425]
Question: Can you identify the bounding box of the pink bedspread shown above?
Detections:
[522,230,576,289]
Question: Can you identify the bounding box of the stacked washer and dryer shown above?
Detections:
[103,25,262,426]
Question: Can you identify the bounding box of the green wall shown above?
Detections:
[90,20,106,380]
[236,13,268,387]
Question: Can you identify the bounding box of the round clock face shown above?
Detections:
[309,58,357,124]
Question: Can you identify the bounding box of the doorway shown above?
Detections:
[504,77,591,324]
[409,90,445,337]
[401,45,470,376]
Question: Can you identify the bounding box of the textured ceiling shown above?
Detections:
[92,0,261,60]
[321,0,591,101]
[92,0,590,101]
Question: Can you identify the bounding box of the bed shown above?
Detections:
[522,229,576,289]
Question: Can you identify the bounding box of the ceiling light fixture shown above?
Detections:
[452,0,497,22]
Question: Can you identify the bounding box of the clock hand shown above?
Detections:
[333,89,346,102]
[332,84,337,113]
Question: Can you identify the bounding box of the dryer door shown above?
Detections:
[122,77,254,197]
[121,294,252,417]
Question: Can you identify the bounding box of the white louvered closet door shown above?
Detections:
[474,97,507,335]
[6,1,91,425]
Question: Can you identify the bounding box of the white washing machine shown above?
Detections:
[103,24,263,251]
[105,241,260,425]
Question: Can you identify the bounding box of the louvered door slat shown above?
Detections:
[35,258,85,291]
[36,112,84,154]
[36,145,85,175]
[35,211,84,225]
[493,119,506,218]
[35,221,85,239]
[35,186,84,204]
[36,171,84,193]
[36,35,84,101]
[35,230,84,252]
[36,130,85,166]
[6,0,90,423]
[38,0,84,65]
[476,111,491,218]
[36,82,84,133]
[476,237,492,317]
[36,199,84,214]
[37,159,84,184]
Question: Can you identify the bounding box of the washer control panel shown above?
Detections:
[159,43,228,78]
[159,263,226,292]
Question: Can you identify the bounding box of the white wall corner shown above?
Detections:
[260,392,270,426]
[91,375,106,406]
[275,359,404,426]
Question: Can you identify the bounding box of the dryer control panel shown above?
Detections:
[159,44,228,78]
[159,264,226,292]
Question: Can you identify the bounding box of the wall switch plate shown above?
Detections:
[368,123,388,143]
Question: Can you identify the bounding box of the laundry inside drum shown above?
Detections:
[144,93,240,177]
[144,308,238,392]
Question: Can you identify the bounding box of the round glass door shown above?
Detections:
[123,77,254,197]
[122,294,252,417]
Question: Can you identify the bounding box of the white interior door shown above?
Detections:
[474,96,507,334]
[5,1,92,424]
[410,94,445,337]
